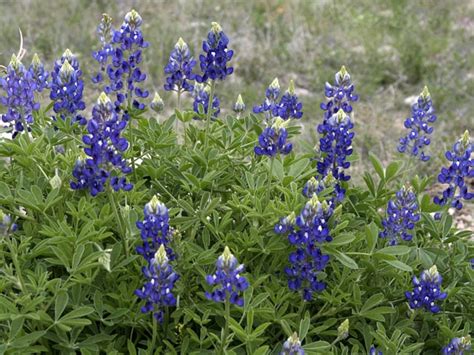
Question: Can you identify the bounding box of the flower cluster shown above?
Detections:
[196,22,233,83]
[28,53,49,92]
[398,87,437,161]
[164,37,196,93]
[316,109,355,198]
[275,194,332,301]
[136,195,174,262]
[135,244,179,322]
[192,82,220,119]
[405,265,447,313]
[254,117,293,157]
[433,131,473,210]
[281,332,305,355]
[379,185,420,245]
[442,336,471,355]
[253,79,303,120]
[0,54,40,137]
[0,210,17,236]
[70,93,132,196]
[320,65,358,121]
[92,13,114,77]
[205,246,249,306]
[50,49,86,124]
[93,10,149,110]
[369,346,383,355]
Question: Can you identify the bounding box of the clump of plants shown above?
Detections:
[0,9,472,354]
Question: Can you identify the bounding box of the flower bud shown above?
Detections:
[62,48,74,62]
[153,244,169,266]
[59,60,74,81]
[337,319,350,339]
[211,22,223,34]
[125,9,142,28]
[287,79,296,96]
[31,53,42,70]
[233,94,245,114]
[49,170,62,190]
[150,92,164,113]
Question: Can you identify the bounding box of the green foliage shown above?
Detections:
[0,99,472,354]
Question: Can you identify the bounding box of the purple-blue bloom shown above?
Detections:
[281,332,305,355]
[28,53,49,92]
[0,54,40,137]
[136,195,174,262]
[205,246,249,306]
[379,185,420,245]
[369,345,383,355]
[276,194,332,301]
[0,210,17,236]
[196,22,233,83]
[405,265,447,313]
[316,109,355,200]
[70,93,132,196]
[254,117,293,157]
[192,82,220,120]
[276,80,303,120]
[398,87,437,161]
[442,336,471,355]
[135,244,179,323]
[164,37,196,93]
[50,49,86,124]
[93,10,149,110]
[320,66,358,121]
[253,78,281,120]
[433,131,473,210]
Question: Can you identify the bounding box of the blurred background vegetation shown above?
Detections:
[0,0,473,183]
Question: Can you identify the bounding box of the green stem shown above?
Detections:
[151,314,158,351]
[176,89,181,137]
[205,81,215,149]
[221,296,231,354]
[108,190,129,258]
[129,114,137,182]
[266,157,275,205]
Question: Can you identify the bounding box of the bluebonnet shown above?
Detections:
[93,10,149,110]
[316,109,355,198]
[92,13,114,79]
[28,53,49,92]
[196,22,233,83]
[254,117,293,157]
[276,194,332,301]
[434,131,473,210]
[233,94,245,114]
[302,173,336,198]
[70,93,133,196]
[0,210,17,236]
[50,50,86,124]
[164,37,196,93]
[253,78,281,120]
[254,79,303,121]
[0,54,40,137]
[150,92,164,113]
[379,185,420,245]
[281,332,305,355]
[398,87,437,161]
[135,244,179,322]
[192,82,220,119]
[136,195,174,262]
[320,66,358,121]
[442,336,471,355]
[405,265,447,313]
[276,80,303,120]
[205,246,249,306]
[369,346,383,355]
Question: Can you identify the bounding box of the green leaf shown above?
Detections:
[361,293,385,312]
[369,153,384,180]
[299,311,310,340]
[377,245,411,255]
[323,246,359,269]
[331,233,356,246]
[383,259,412,272]
[365,222,378,253]
[60,306,94,322]
[55,291,69,321]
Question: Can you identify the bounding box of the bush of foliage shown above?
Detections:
[0,9,472,355]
